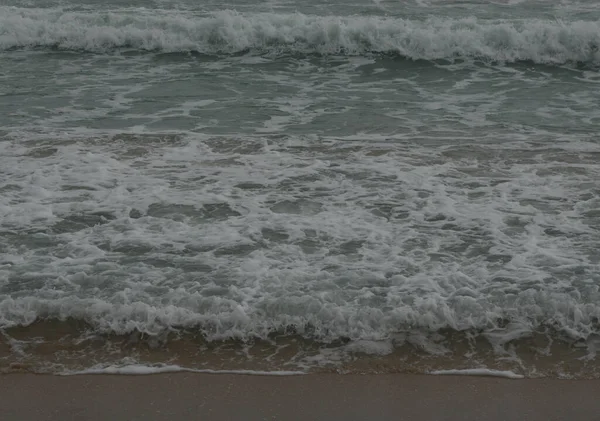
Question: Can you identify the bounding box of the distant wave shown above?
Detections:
[1,7,600,65]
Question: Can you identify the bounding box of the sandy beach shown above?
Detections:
[2,373,600,421]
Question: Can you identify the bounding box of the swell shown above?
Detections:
[1,8,600,65]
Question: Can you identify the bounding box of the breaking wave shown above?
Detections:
[2,289,600,343]
[1,7,600,65]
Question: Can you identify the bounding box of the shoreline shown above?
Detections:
[2,372,600,420]
[4,322,600,379]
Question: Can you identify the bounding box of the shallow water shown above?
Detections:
[1,0,600,377]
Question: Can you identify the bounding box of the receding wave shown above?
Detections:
[1,8,600,65]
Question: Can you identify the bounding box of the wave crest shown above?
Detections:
[1,8,600,64]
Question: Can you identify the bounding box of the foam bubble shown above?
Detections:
[63,364,306,376]
[430,369,525,379]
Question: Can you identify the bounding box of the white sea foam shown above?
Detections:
[1,2,600,371]
[1,125,600,348]
[1,8,599,65]
[430,369,525,379]
[63,364,306,376]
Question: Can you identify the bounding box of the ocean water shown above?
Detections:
[1,0,600,377]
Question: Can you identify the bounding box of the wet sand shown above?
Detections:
[2,373,600,421]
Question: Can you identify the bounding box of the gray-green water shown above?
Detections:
[1,0,600,376]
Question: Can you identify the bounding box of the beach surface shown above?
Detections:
[2,373,600,421]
